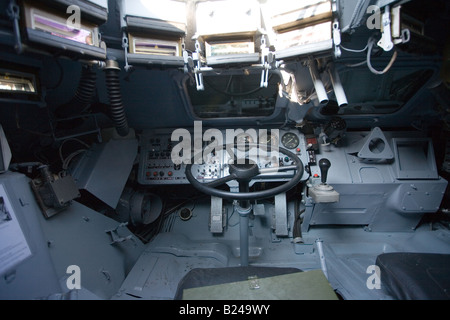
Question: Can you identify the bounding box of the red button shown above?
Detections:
[168,171,173,177]
[313,174,319,178]
[153,172,158,177]
[296,148,301,153]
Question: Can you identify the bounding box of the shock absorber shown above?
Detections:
[104,59,129,137]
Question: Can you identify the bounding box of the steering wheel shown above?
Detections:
[185,145,304,201]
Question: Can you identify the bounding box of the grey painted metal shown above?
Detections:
[315,239,328,279]
[112,199,450,300]
[206,53,260,66]
[38,200,145,299]
[0,125,11,173]
[119,0,186,31]
[392,138,439,179]
[275,39,334,60]
[274,193,288,236]
[42,0,109,23]
[346,127,394,161]
[113,233,229,300]
[70,138,138,208]
[305,181,447,232]
[239,213,249,266]
[0,172,61,299]
[127,54,185,67]
[26,29,106,60]
[338,0,374,33]
[304,130,448,232]
[236,204,253,267]
[210,196,224,233]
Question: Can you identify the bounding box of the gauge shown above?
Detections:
[259,131,278,145]
[281,132,300,149]
[235,133,255,151]
[259,131,279,151]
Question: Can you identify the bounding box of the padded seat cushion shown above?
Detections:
[376,252,450,300]
[174,266,301,300]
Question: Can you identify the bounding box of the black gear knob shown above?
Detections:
[319,158,331,184]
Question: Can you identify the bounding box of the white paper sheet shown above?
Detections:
[0,184,32,276]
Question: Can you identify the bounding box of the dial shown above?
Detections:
[259,131,279,151]
[235,133,255,151]
[259,131,278,145]
[281,132,300,149]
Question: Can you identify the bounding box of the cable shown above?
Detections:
[58,138,90,166]
[367,37,398,75]
[137,194,207,243]
[227,205,240,227]
[204,75,273,97]
[62,149,87,171]
[340,43,369,53]
[293,199,305,243]
[344,60,367,68]
[342,37,397,74]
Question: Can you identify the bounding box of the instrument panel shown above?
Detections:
[137,128,310,185]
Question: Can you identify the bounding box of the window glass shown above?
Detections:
[187,71,280,118]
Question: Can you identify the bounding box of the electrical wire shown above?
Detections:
[58,138,90,176]
[227,205,240,227]
[204,75,273,97]
[366,37,398,75]
[343,37,397,74]
[292,198,305,243]
[137,195,207,243]
[61,149,87,172]
[340,43,369,53]
[344,60,368,68]
[58,138,90,165]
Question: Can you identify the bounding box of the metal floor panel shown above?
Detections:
[113,200,450,300]
[113,233,229,300]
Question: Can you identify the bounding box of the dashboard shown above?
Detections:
[137,128,311,186]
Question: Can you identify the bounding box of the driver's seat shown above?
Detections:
[174,266,339,300]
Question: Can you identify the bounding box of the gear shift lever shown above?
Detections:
[310,158,339,203]
[319,158,331,184]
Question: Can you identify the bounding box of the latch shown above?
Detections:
[378,5,410,52]
[182,42,192,74]
[260,36,276,88]
[260,36,270,88]
[30,165,81,219]
[378,5,394,51]
[7,0,23,54]
[332,20,341,58]
[193,40,204,91]
[391,5,410,45]
[122,32,133,72]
